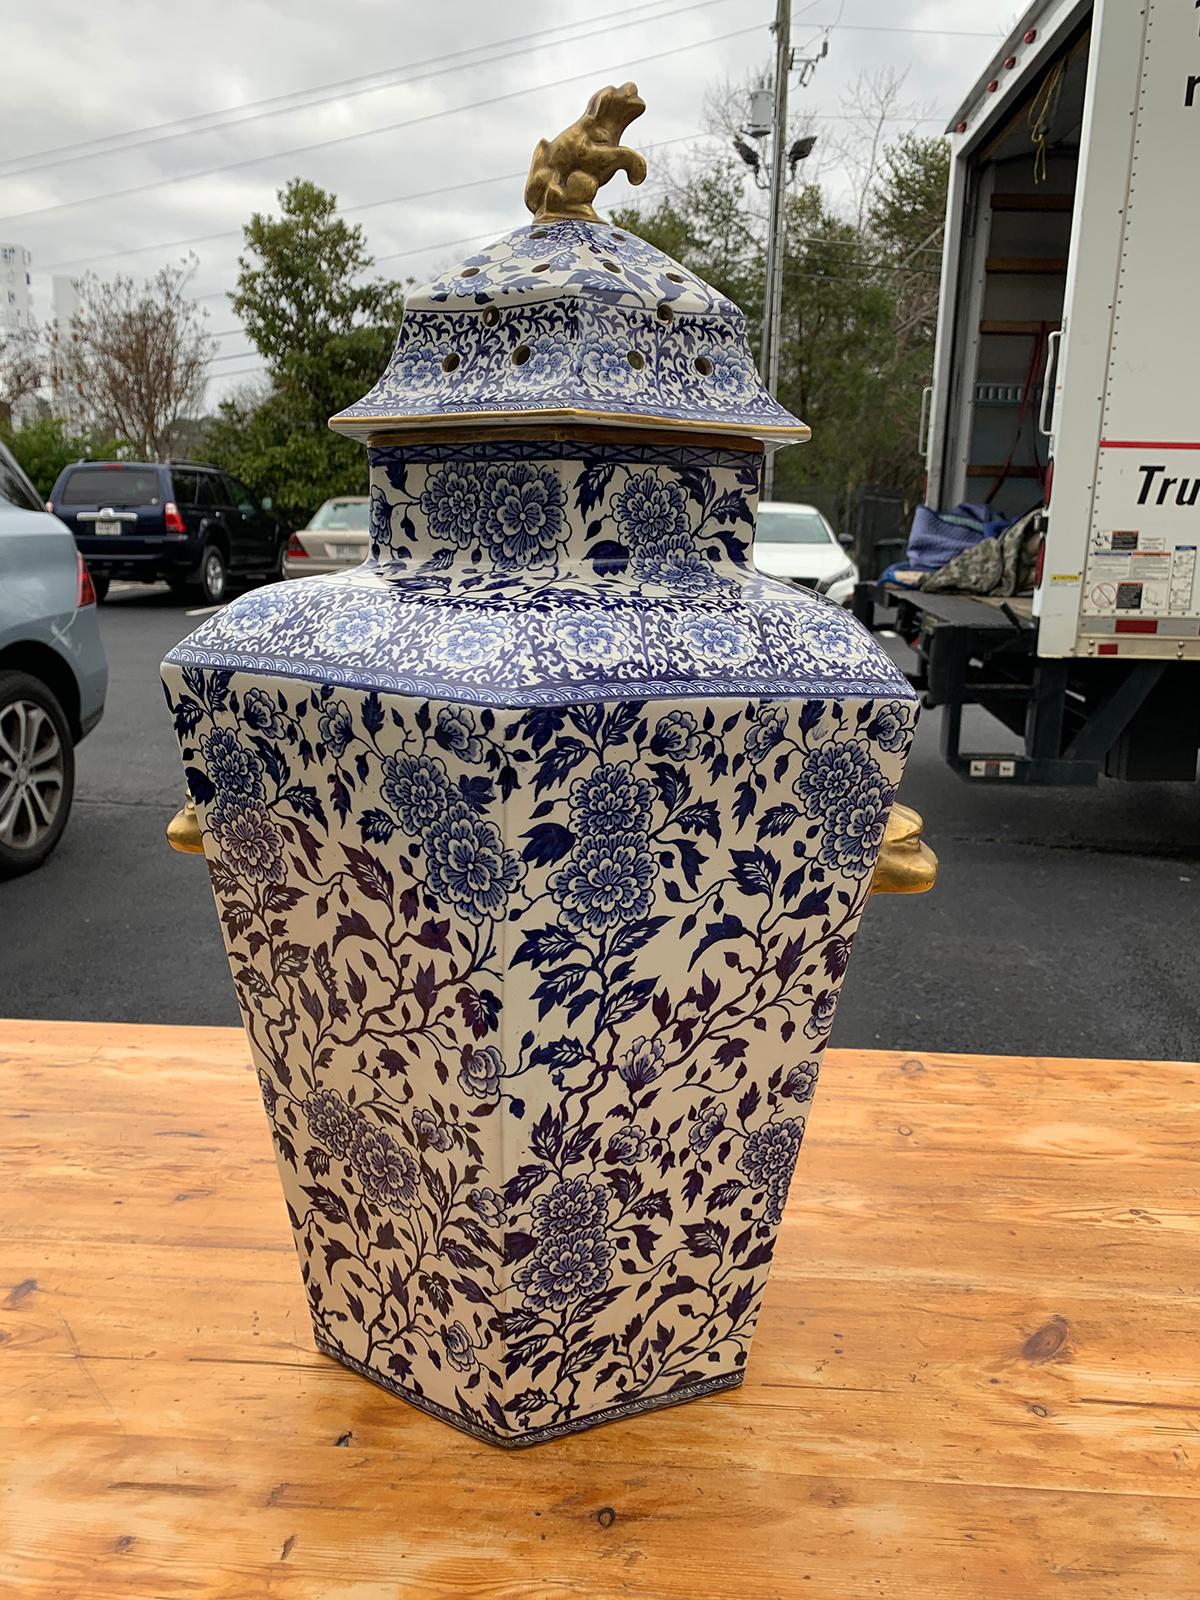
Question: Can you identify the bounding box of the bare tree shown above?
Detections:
[59,259,214,457]
[0,326,45,426]
[826,67,935,228]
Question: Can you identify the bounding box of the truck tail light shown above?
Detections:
[164,501,186,535]
[1044,458,1054,506]
[77,554,97,607]
[287,532,308,558]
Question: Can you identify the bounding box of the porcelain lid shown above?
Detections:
[330,87,808,450]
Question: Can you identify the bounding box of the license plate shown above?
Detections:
[95,520,121,537]
[332,544,361,561]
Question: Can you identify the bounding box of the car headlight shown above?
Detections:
[816,565,855,593]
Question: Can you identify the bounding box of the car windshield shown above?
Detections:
[756,509,833,546]
[60,467,161,508]
[311,499,370,530]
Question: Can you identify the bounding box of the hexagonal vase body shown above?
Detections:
[163,220,917,1446]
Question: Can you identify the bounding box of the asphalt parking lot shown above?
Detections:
[4,583,1198,1059]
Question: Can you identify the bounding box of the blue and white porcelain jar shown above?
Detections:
[162,88,931,1447]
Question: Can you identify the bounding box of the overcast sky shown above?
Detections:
[0,0,1020,404]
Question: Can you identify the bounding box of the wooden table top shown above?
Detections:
[2,1020,1198,1599]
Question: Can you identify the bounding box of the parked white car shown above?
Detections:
[286,496,370,575]
[753,501,858,605]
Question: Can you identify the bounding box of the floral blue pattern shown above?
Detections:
[168,442,911,711]
[163,657,913,1446]
[163,206,920,1447]
[327,220,808,446]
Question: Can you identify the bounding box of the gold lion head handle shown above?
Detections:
[524,82,648,224]
[870,803,938,896]
[166,792,204,855]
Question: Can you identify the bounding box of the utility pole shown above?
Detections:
[760,0,791,502]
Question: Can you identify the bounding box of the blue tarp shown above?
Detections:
[905,502,1016,573]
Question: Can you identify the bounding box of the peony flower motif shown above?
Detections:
[458,1045,504,1101]
[821,773,893,878]
[580,340,641,395]
[689,1099,726,1155]
[424,801,523,924]
[314,604,391,656]
[480,463,567,568]
[412,1107,453,1152]
[631,540,721,593]
[514,1227,615,1313]
[737,1117,804,1224]
[468,1186,507,1226]
[531,1177,609,1237]
[441,1321,477,1372]
[567,762,653,841]
[867,700,912,754]
[549,837,657,935]
[650,709,701,761]
[392,343,446,393]
[804,989,838,1041]
[612,472,690,550]
[380,752,452,837]
[793,738,879,820]
[703,346,754,400]
[743,704,787,765]
[349,1121,419,1212]
[211,588,288,643]
[212,796,285,883]
[617,1035,666,1090]
[512,332,570,385]
[606,1124,650,1164]
[369,483,393,550]
[782,1061,821,1101]
[242,688,287,740]
[303,1088,359,1157]
[200,727,265,800]
[427,615,510,672]
[418,463,483,548]
[798,609,870,670]
[675,615,754,667]
[317,699,354,757]
[557,612,635,668]
[435,705,483,764]
[257,1068,278,1116]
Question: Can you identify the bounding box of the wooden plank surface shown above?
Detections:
[2,1020,1198,1599]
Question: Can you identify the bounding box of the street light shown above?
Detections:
[788,134,818,178]
[732,135,763,181]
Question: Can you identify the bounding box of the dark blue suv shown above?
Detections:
[49,460,289,604]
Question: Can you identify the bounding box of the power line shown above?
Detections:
[0,21,769,227]
[206,364,267,382]
[796,17,1003,38]
[38,129,719,274]
[0,0,738,180]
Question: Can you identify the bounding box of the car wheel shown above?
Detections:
[0,671,75,879]
[91,572,110,603]
[194,544,228,605]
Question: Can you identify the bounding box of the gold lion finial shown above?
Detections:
[524,82,648,225]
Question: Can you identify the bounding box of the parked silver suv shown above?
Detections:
[0,440,107,877]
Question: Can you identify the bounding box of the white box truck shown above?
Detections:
[856,0,1200,783]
